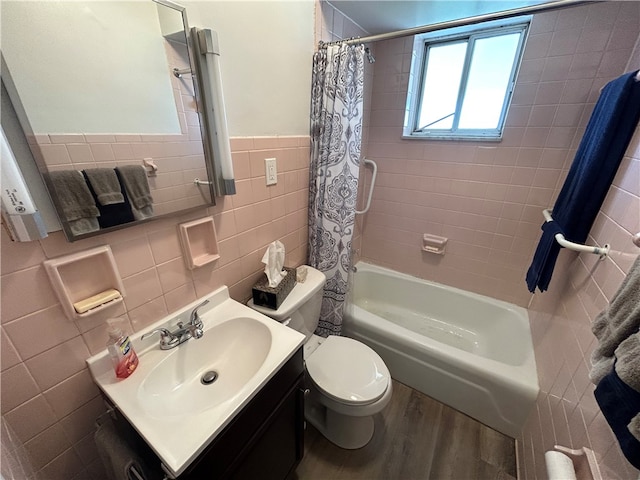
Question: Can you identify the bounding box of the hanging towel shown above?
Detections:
[526,71,640,292]
[610,332,640,447]
[594,365,640,470]
[94,415,161,480]
[115,166,154,220]
[83,168,125,206]
[82,170,135,229]
[589,255,640,469]
[47,170,100,235]
[590,255,640,384]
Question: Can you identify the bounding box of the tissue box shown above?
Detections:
[252,266,297,310]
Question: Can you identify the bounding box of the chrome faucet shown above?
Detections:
[182,299,208,339]
[141,327,180,350]
[141,300,209,350]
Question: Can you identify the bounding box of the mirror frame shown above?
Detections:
[154,0,218,203]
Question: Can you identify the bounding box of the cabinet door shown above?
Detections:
[230,381,305,480]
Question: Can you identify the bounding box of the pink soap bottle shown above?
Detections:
[106,319,138,379]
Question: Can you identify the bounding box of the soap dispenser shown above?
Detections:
[106,318,138,379]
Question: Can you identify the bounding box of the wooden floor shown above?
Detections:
[293,380,517,480]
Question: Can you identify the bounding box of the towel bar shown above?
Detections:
[542,209,609,258]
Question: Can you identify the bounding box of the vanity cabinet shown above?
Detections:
[109,347,305,480]
[180,347,305,479]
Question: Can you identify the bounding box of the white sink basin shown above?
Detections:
[140,317,272,417]
[86,287,304,478]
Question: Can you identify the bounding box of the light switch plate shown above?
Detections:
[265,158,277,185]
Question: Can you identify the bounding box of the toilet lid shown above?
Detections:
[306,336,389,406]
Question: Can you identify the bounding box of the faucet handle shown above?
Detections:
[192,327,204,339]
[190,299,210,327]
[141,328,179,348]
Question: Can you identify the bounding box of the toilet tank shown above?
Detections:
[248,266,326,340]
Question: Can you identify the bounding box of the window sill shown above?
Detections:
[401,133,503,142]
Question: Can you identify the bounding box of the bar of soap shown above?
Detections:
[73,289,122,314]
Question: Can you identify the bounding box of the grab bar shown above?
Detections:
[355,158,377,215]
[542,209,609,258]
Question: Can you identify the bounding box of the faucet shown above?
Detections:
[141,300,209,350]
[141,327,180,350]
[180,299,208,340]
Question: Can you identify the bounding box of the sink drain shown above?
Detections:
[201,371,218,385]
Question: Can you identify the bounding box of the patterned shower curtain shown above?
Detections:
[308,43,365,337]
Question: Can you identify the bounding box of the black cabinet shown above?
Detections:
[181,347,305,479]
[107,347,305,480]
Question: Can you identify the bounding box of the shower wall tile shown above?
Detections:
[0,134,310,480]
[358,2,639,308]
[523,77,640,480]
[315,0,369,44]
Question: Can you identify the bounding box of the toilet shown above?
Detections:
[248,265,392,449]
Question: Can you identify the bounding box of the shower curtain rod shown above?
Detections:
[319,0,597,47]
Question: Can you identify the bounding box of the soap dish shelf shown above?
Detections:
[44,245,125,320]
[422,234,448,255]
[178,217,220,270]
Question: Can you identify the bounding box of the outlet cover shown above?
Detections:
[265,158,277,185]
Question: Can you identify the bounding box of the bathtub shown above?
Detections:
[343,262,539,438]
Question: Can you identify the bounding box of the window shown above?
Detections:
[405,20,529,141]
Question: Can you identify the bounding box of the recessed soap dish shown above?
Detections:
[43,245,125,320]
[422,234,448,255]
[178,217,220,270]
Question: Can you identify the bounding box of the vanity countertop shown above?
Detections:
[86,286,305,477]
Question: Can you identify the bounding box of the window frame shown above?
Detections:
[404,19,530,142]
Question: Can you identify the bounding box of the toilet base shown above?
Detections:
[305,402,375,449]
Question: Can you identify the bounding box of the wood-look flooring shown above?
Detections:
[293,380,517,480]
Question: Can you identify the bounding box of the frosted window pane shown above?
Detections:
[458,33,520,129]
[418,42,467,130]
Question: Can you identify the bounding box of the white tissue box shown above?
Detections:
[251,266,297,310]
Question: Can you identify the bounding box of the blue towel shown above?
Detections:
[526,71,640,292]
[594,365,640,470]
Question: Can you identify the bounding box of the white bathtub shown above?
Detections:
[343,262,539,438]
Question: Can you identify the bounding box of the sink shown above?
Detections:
[86,286,305,478]
[140,317,272,417]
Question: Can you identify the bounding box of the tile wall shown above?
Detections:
[358,2,640,307]
[0,135,310,480]
[518,47,640,480]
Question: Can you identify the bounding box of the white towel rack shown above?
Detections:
[542,209,609,258]
[355,158,377,215]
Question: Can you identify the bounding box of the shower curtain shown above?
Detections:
[308,43,365,337]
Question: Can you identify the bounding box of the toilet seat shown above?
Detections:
[306,336,389,406]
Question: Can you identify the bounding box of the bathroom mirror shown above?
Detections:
[1,0,216,241]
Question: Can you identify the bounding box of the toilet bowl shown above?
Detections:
[304,335,392,449]
[248,266,392,449]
